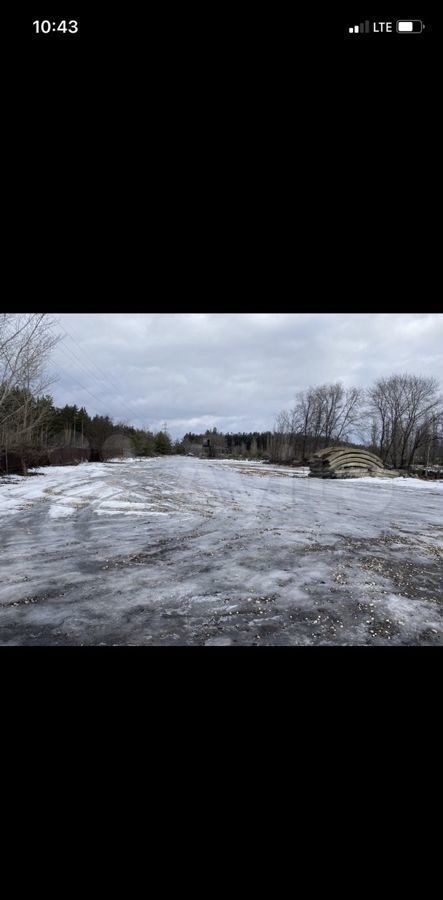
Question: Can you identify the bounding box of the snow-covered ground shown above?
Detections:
[0,457,442,645]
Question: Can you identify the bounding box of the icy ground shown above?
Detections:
[0,457,442,645]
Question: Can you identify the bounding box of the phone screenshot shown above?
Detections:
[2,6,439,660]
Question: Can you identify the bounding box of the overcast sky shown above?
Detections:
[50,313,443,438]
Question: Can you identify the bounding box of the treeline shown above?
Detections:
[0,392,185,475]
[37,402,184,461]
[0,314,183,475]
[183,427,361,462]
[0,393,186,475]
[183,429,273,458]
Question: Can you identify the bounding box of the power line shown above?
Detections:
[49,359,118,418]
[58,321,123,397]
[52,341,134,423]
[52,318,149,428]
[55,339,128,416]
[57,336,111,392]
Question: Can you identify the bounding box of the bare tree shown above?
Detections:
[367,374,442,468]
[0,314,60,472]
[330,385,363,443]
[271,410,293,463]
[283,383,364,459]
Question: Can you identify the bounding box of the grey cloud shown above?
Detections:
[49,314,443,438]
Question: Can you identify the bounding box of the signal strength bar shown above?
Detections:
[349,21,370,34]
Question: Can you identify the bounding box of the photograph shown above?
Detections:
[1,312,441,646]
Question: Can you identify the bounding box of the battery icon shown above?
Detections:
[396,20,423,32]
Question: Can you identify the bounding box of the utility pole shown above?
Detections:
[426,415,435,475]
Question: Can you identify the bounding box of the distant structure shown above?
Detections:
[202,437,212,457]
[185,438,211,458]
[184,433,226,459]
[309,446,398,479]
